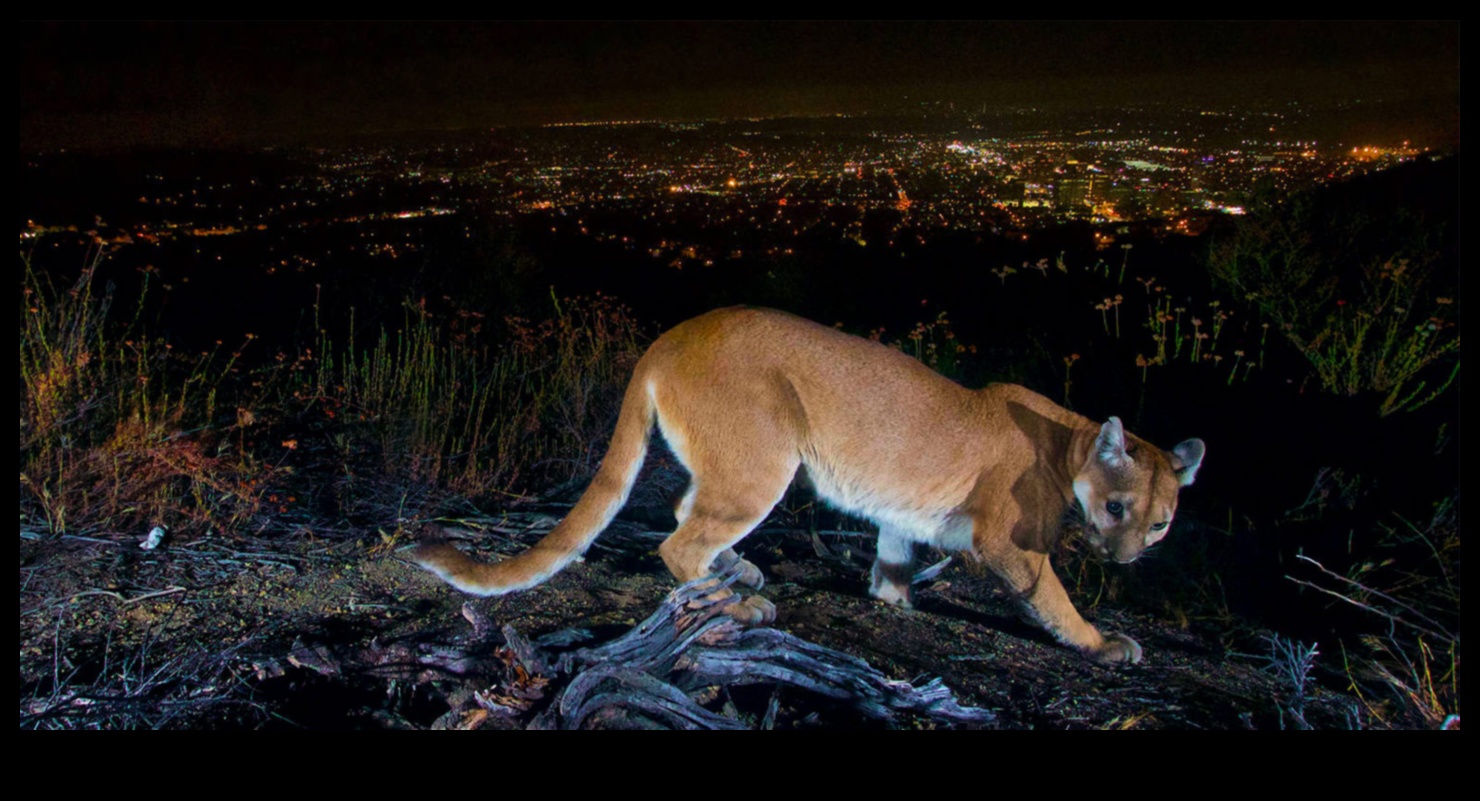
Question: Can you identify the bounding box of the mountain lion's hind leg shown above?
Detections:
[677,483,765,590]
[869,524,915,608]
[657,461,795,625]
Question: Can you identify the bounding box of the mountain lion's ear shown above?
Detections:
[1096,417,1132,467]
[1169,439,1206,486]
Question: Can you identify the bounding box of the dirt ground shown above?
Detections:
[20,467,1367,730]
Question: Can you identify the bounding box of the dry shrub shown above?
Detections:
[309,291,647,499]
[21,254,272,535]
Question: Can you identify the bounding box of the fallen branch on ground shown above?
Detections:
[477,566,993,729]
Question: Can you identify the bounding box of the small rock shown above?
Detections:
[140,526,167,550]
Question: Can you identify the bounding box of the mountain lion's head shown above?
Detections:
[1072,417,1205,564]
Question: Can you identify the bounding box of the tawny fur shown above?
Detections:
[411,307,1204,663]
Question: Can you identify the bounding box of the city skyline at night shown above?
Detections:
[21,21,1459,151]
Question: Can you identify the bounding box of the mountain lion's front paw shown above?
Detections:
[1093,633,1143,665]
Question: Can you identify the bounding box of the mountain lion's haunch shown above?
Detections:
[411,307,1205,664]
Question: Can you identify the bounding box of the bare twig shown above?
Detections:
[1288,554,1457,644]
[23,586,186,617]
[913,556,953,585]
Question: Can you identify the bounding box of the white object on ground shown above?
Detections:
[141,526,166,550]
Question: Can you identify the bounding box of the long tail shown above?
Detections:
[409,367,655,595]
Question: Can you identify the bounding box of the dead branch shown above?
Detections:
[1288,553,1457,645]
[503,566,993,729]
[913,556,953,584]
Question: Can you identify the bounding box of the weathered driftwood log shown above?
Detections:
[509,566,994,729]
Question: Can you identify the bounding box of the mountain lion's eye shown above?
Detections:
[1151,521,1168,531]
[1106,501,1124,517]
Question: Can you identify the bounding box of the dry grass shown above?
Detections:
[1209,203,1459,416]
[303,291,647,500]
[21,249,648,538]
[1287,497,1460,729]
[20,252,273,537]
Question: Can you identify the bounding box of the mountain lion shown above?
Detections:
[412,307,1204,664]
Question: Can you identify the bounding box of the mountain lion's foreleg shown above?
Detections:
[869,525,916,608]
[980,538,1143,664]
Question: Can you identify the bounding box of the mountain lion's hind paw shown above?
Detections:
[725,595,777,626]
[733,558,765,590]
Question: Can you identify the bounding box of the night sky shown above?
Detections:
[20,20,1460,150]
